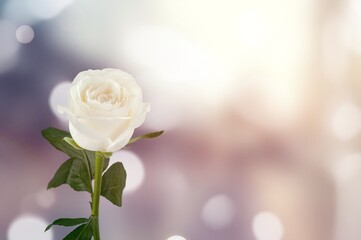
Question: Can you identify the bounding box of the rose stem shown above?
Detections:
[92,152,104,240]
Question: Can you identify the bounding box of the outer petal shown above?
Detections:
[132,103,150,128]
[106,129,134,152]
[59,106,106,139]
[69,122,111,152]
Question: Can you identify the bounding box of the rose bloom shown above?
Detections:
[59,68,150,152]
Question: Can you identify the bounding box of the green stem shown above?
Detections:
[92,152,104,240]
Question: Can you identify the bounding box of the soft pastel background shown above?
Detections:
[1,0,361,239]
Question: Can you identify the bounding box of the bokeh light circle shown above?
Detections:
[252,211,284,240]
[110,150,145,194]
[16,25,34,44]
[201,194,235,229]
[331,153,361,185]
[49,81,71,122]
[8,215,53,240]
[36,190,56,208]
[167,235,186,240]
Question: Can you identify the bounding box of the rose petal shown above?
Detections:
[64,68,150,152]
[69,122,111,151]
[106,129,134,152]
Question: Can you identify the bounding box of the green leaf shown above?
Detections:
[63,224,86,240]
[101,162,127,207]
[47,157,92,193]
[45,218,88,232]
[63,218,93,240]
[126,130,164,146]
[42,128,110,181]
[84,151,110,179]
[41,128,84,159]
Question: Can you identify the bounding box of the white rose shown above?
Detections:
[59,68,150,152]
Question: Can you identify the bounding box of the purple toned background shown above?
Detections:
[1,0,361,240]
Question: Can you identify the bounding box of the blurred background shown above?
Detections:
[1,0,361,239]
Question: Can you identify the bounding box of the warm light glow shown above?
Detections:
[347,0,361,53]
[49,81,71,122]
[235,11,269,48]
[167,235,186,240]
[252,212,284,240]
[121,26,231,108]
[330,101,361,140]
[201,194,235,229]
[16,25,34,44]
[233,76,301,129]
[121,26,210,85]
[8,215,53,240]
[110,150,145,194]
